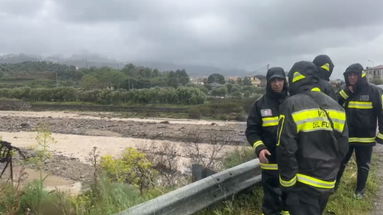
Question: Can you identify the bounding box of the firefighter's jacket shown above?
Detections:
[338,63,383,145]
[246,67,287,171]
[277,61,348,192]
[318,79,337,100]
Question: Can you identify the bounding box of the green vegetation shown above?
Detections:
[0,175,164,215]
[0,61,190,89]
[0,137,380,214]
[197,151,380,215]
[0,87,207,105]
[207,73,226,85]
[0,131,166,214]
[100,148,157,194]
[0,61,266,121]
[325,156,379,215]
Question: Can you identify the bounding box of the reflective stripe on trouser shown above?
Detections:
[349,137,375,143]
[260,163,278,170]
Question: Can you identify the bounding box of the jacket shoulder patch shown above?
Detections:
[359,95,369,101]
[260,109,273,116]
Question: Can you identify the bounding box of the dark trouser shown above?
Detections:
[336,144,373,194]
[286,185,330,215]
[261,170,287,215]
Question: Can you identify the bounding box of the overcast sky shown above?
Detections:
[0,0,382,78]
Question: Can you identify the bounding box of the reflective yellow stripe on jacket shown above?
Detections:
[292,72,305,83]
[348,101,373,109]
[292,108,346,133]
[262,116,279,127]
[260,163,278,170]
[321,63,330,71]
[381,95,383,110]
[377,132,383,141]
[276,115,285,146]
[252,140,264,149]
[339,90,349,100]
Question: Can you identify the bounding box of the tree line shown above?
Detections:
[0,87,206,105]
[0,61,190,90]
[0,61,265,105]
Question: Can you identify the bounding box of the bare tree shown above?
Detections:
[184,130,229,171]
[140,141,181,187]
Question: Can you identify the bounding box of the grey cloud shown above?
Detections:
[0,0,46,17]
[0,0,383,78]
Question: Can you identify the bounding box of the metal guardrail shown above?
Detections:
[117,159,261,215]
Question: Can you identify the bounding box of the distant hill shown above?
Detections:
[0,54,43,64]
[131,61,254,77]
[0,53,259,77]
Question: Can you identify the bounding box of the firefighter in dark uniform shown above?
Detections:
[277,61,349,215]
[335,63,383,198]
[246,67,289,215]
[312,54,337,100]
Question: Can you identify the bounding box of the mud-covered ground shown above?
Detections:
[0,111,247,192]
[0,111,246,145]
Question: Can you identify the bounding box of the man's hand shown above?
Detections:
[258,149,271,163]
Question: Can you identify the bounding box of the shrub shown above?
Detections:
[100,148,157,194]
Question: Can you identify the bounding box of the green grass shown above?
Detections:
[0,176,167,215]
[197,151,380,215]
[196,148,262,215]
[325,155,379,215]
[0,147,379,214]
[197,187,263,215]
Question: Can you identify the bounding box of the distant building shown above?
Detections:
[365,65,383,82]
[226,75,264,87]
[250,76,261,87]
[227,76,239,81]
[190,77,205,85]
[254,75,267,87]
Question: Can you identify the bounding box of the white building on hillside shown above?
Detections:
[365,65,383,82]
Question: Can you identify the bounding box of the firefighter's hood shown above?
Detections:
[313,55,334,81]
[266,67,288,98]
[288,61,319,95]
